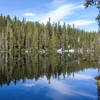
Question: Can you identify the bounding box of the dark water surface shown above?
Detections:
[0,53,99,100]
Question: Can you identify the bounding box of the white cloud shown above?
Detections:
[24,12,35,17]
[41,4,84,24]
[49,79,72,95]
[44,79,96,99]
[70,74,93,80]
[23,2,95,29]
[23,83,35,87]
[68,20,96,27]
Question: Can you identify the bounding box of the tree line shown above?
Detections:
[0,14,99,53]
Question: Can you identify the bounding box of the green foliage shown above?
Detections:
[84,0,100,8]
[85,0,100,31]
[0,14,99,52]
[0,52,99,86]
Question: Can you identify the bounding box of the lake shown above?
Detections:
[0,52,99,100]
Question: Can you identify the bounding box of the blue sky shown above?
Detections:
[0,0,98,31]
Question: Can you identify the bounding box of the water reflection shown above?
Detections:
[0,52,99,86]
[45,78,96,100]
[0,52,99,100]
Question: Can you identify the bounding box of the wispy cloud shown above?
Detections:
[24,12,36,17]
[40,4,84,24]
[68,20,96,27]
[22,1,96,30]
[23,83,35,87]
[44,79,96,99]
[70,73,93,80]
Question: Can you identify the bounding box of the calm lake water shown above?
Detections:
[0,52,99,100]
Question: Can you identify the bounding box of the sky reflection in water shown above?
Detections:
[0,53,99,100]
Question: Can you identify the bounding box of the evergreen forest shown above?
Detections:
[0,15,99,53]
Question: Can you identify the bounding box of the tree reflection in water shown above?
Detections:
[0,52,99,87]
